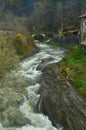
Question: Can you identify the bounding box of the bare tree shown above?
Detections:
[0,0,6,18]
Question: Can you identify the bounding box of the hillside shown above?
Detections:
[0,0,86,32]
[30,0,86,31]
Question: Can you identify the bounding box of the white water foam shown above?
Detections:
[0,42,65,130]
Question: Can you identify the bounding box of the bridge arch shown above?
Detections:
[32,33,46,40]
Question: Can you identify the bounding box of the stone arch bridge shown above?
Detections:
[31,32,54,40]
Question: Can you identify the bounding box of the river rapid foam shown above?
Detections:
[0,41,65,130]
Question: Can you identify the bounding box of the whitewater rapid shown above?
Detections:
[0,41,65,130]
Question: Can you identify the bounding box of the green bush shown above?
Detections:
[73,77,83,88]
[13,33,36,58]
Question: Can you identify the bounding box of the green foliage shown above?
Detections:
[73,77,86,88]
[59,45,86,96]
[81,39,86,45]
[16,33,23,40]
[0,33,36,80]
[73,76,86,95]
[13,33,36,59]
[0,33,36,101]
[57,33,64,37]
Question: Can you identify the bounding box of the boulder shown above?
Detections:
[38,64,86,130]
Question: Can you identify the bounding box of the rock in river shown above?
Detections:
[38,64,86,130]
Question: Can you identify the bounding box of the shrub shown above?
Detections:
[14,33,24,46]
[16,33,23,40]
[81,39,86,45]
[0,37,19,79]
[13,33,36,58]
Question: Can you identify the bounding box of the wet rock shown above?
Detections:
[41,57,53,63]
[1,106,30,127]
[38,64,86,130]
[37,57,53,71]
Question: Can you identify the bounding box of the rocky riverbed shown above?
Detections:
[39,64,86,130]
[0,41,86,130]
[0,42,65,130]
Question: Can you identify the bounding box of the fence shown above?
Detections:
[54,33,80,45]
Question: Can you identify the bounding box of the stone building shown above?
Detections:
[79,11,86,42]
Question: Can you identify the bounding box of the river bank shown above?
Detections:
[58,45,86,96]
[0,41,65,130]
[39,63,86,130]
[0,35,38,128]
[49,41,86,96]
[0,39,86,130]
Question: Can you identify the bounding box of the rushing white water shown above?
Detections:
[0,41,65,130]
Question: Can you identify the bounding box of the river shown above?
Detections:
[0,41,65,130]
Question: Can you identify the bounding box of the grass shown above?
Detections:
[50,40,63,47]
[0,37,19,79]
[81,39,86,45]
[12,33,36,59]
[59,45,86,96]
[0,33,36,80]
